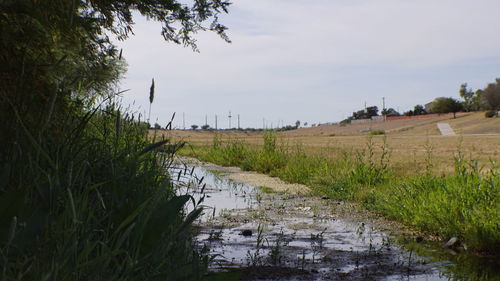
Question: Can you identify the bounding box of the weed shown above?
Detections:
[267,229,290,265]
[259,186,275,194]
[208,229,224,241]
[246,225,265,266]
[370,130,385,135]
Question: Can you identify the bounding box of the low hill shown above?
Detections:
[281,112,500,136]
[151,112,499,142]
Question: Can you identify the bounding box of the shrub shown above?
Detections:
[370,130,385,135]
[485,111,497,118]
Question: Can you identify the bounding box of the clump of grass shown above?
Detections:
[370,130,385,135]
[375,155,499,252]
[1,98,209,280]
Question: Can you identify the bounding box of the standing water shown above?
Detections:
[171,160,499,281]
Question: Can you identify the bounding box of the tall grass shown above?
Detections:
[1,98,208,280]
[181,132,499,254]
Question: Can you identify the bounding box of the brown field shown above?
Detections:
[152,112,500,174]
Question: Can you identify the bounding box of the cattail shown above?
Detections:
[148,78,155,124]
[149,78,155,104]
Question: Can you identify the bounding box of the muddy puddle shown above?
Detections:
[171,160,498,281]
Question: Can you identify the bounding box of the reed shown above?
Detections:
[1,98,208,280]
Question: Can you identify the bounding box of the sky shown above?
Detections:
[115,0,500,129]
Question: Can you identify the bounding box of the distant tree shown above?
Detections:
[477,78,500,110]
[153,123,162,129]
[352,106,379,120]
[304,122,308,127]
[381,108,400,117]
[201,124,210,130]
[366,106,379,118]
[191,124,199,130]
[405,104,426,116]
[295,120,301,128]
[404,110,414,116]
[459,83,479,112]
[430,97,463,118]
[413,104,427,115]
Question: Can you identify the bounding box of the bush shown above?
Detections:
[485,111,498,118]
[370,130,385,135]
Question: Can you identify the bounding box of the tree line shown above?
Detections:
[343,78,500,123]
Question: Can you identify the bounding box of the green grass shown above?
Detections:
[180,132,500,255]
[1,101,209,280]
[369,129,385,135]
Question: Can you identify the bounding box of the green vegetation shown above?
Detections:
[429,97,463,118]
[404,104,427,116]
[180,132,500,255]
[476,79,500,110]
[485,111,498,118]
[1,1,231,280]
[1,100,212,280]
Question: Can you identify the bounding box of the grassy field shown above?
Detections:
[154,112,500,175]
[156,112,500,255]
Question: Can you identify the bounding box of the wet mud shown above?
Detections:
[172,158,497,281]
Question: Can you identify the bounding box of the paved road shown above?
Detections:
[437,123,456,136]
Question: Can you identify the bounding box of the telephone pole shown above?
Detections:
[382,97,386,121]
[237,114,240,129]
[182,112,185,130]
[205,114,208,126]
[228,111,232,129]
[215,114,218,130]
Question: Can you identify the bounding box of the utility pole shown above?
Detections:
[263,118,265,130]
[215,114,218,130]
[382,97,386,121]
[205,114,208,126]
[237,114,240,129]
[182,112,185,130]
[228,111,232,129]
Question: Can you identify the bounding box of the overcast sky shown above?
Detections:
[116,0,500,129]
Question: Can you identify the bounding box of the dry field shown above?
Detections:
[152,112,500,174]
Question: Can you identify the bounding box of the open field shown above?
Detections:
[152,112,500,174]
